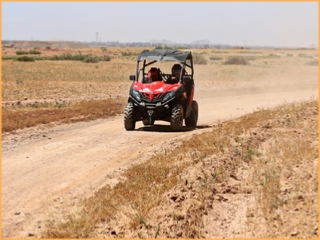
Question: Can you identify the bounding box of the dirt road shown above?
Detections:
[2,77,318,237]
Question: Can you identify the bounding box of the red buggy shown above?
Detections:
[124,49,198,131]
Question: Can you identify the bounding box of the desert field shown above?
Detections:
[1,46,318,238]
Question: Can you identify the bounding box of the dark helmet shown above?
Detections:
[171,64,185,78]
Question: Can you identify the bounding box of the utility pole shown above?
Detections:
[96,32,99,45]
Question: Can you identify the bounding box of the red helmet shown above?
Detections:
[147,67,160,82]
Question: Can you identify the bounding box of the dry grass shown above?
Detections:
[224,56,250,65]
[247,101,318,237]
[2,51,136,132]
[2,60,134,100]
[41,100,318,238]
[2,99,126,132]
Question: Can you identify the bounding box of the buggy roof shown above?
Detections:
[137,49,192,63]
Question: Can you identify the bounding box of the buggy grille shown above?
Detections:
[141,93,163,102]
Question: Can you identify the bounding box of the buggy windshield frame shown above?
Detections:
[135,49,194,82]
[137,49,192,63]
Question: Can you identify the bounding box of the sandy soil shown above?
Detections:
[2,65,318,238]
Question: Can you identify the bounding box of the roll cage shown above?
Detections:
[132,49,194,83]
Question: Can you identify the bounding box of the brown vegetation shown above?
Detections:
[41,100,318,238]
[2,99,124,132]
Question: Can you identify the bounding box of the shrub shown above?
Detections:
[101,55,111,61]
[239,51,262,54]
[16,49,41,55]
[16,50,29,55]
[122,51,136,57]
[16,56,35,62]
[298,53,308,58]
[268,53,280,58]
[83,55,99,63]
[47,53,111,62]
[193,54,207,65]
[154,46,174,50]
[2,56,19,60]
[29,49,41,55]
[306,60,318,66]
[224,56,249,65]
[83,54,111,63]
[210,56,223,61]
[16,79,23,85]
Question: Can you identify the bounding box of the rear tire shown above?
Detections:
[185,101,198,128]
[171,104,183,131]
[124,102,136,130]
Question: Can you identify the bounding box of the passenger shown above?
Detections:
[168,64,185,84]
[169,64,189,109]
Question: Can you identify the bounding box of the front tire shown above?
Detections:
[185,101,198,129]
[171,104,183,131]
[124,102,136,130]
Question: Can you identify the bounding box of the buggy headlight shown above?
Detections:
[131,89,141,101]
[163,91,175,102]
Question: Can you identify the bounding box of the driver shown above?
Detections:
[146,67,162,82]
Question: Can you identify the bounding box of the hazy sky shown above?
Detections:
[2,1,318,47]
